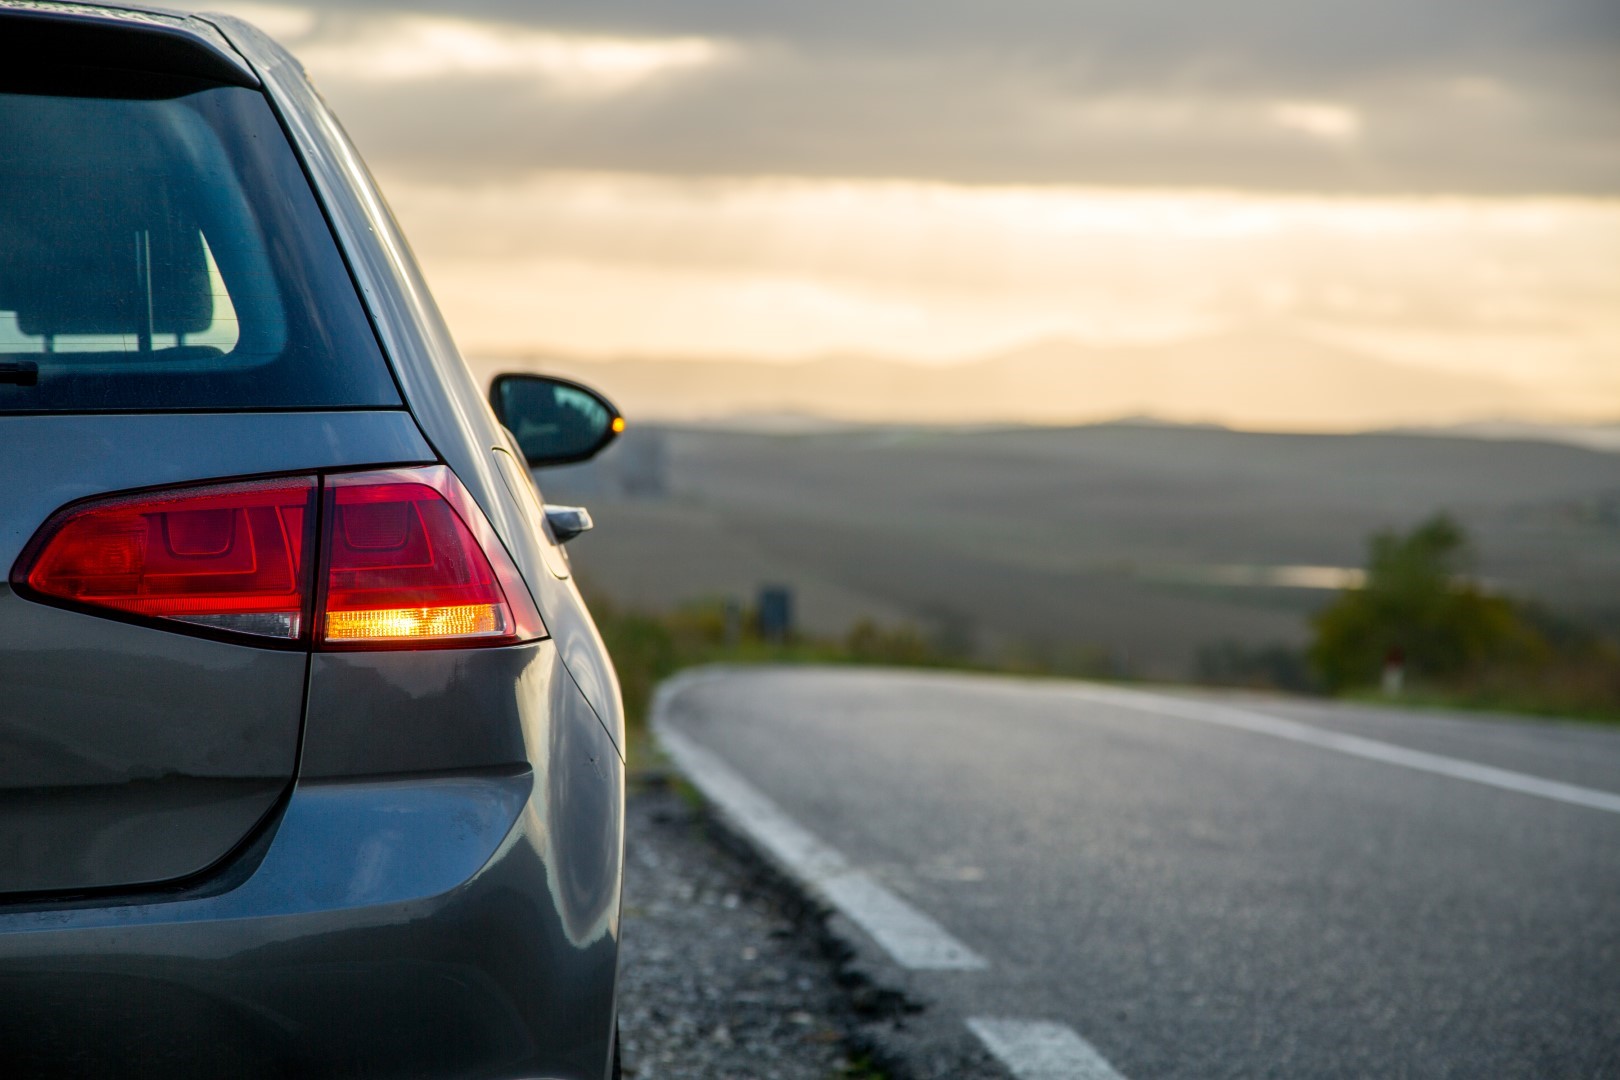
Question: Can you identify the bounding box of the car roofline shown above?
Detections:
[0,0,258,87]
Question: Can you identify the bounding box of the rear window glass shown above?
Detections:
[0,69,399,413]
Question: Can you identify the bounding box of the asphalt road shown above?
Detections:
[655,667,1620,1079]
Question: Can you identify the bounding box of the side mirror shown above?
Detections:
[489,374,624,467]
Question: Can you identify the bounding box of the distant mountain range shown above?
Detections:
[473,330,1607,433]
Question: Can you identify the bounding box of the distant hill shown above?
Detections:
[473,330,1574,431]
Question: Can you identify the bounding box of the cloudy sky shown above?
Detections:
[181,0,1619,422]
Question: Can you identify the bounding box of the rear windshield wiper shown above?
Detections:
[0,361,40,386]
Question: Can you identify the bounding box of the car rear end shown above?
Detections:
[0,6,622,1077]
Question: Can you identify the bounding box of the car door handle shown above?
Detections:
[544,505,594,544]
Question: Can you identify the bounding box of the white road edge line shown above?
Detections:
[653,695,987,971]
[1058,683,1620,815]
[968,1018,1129,1080]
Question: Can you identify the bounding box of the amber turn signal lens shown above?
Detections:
[325,603,506,642]
[319,466,545,648]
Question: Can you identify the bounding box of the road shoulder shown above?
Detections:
[650,668,1009,1080]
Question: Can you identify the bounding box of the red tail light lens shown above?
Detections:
[13,467,546,649]
[319,466,545,648]
[16,477,317,640]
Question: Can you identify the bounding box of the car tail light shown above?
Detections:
[319,466,544,648]
[12,466,545,649]
[16,477,317,640]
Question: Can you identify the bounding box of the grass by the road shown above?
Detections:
[1344,683,1620,728]
[594,594,1620,773]
[591,595,1031,771]
[589,591,1151,771]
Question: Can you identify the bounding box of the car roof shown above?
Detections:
[0,1,258,86]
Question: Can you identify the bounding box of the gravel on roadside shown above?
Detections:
[619,781,880,1080]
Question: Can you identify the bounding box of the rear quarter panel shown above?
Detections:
[213,15,626,761]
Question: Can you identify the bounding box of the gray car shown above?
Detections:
[0,5,626,1077]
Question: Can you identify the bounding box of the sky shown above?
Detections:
[175,0,1620,424]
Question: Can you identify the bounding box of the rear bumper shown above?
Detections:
[0,767,621,1079]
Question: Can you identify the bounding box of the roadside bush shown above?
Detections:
[1309,514,1620,721]
[1309,514,1546,689]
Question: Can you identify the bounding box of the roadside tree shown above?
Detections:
[1309,515,1546,691]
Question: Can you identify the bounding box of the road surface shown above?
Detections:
[654,666,1620,1079]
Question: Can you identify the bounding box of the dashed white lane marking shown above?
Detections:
[655,723,987,970]
[1060,683,1620,816]
[968,1018,1129,1080]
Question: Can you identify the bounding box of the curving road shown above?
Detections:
[655,666,1620,1080]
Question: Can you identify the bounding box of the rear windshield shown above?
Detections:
[0,70,399,413]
